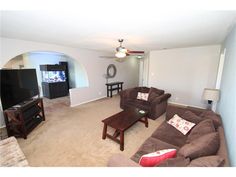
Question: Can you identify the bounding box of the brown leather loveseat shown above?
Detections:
[120,87,171,120]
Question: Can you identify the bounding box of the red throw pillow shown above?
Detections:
[139,149,177,167]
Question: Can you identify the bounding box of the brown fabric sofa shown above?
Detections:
[120,87,171,120]
[108,104,230,167]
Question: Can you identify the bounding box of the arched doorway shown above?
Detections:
[3,51,89,93]
[2,51,89,107]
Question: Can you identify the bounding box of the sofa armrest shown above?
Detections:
[150,93,171,105]
[107,154,140,167]
[217,126,230,166]
[0,137,29,167]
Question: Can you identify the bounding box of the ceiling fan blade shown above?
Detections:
[99,56,115,59]
[127,50,145,54]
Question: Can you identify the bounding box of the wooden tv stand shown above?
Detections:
[3,98,45,139]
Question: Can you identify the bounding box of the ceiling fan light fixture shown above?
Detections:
[115,51,126,58]
[137,55,143,59]
[120,48,127,53]
[116,46,127,53]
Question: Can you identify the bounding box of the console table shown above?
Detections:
[106,82,124,98]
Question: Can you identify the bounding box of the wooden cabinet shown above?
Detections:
[3,98,45,139]
[40,64,69,99]
[42,82,68,99]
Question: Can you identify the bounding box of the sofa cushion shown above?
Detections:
[148,92,160,102]
[120,88,139,100]
[178,132,220,160]
[131,137,179,163]
[148,87,164,102]
[138,87,150,93]
[156,156,190,167]
[167,114,196,135]
[181,111,203,124]
[187,119,216,143]
[149,87,164,95]
[151,122,187,147]
[200,111,222,128]
[126,99,150,111]
[139,149,177,167]
[188,155,225,167]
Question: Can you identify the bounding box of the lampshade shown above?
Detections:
[115,51,126,58]
[203,88,220,102]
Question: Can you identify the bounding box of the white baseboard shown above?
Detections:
[70,96,107,107]
[168,101,206,109]
[0,125,6,129]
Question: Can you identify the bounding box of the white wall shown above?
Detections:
[148,45,221,108]
[70,57,139,106]
[3,55,24,69]
[217,25,236,166]
[0,37,139,127]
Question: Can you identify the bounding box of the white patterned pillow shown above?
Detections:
[137,92,149,101]
[167,114,196,135]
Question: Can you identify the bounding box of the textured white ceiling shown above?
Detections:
[1,10,236,52]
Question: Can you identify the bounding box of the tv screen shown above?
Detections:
[0,69,39,110]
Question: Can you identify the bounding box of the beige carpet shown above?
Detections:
[17,96,164,166]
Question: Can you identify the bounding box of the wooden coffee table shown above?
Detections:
[102,108,148,151]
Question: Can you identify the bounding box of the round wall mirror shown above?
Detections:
[106,64,117,78]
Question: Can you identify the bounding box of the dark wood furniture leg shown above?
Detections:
[20,112,27,139]
[110,85,113,98]
[113,130,120,138]
[102,123,107,139]
[120,130,124,151]
[144,117,148,127]
[139,117,149,128]
[40,99,46,121]
[107,85,109,97]
[117,83,120,93]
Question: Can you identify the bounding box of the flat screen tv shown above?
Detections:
[0,69,39,110]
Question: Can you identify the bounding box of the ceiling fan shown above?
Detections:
[99,39,145,61]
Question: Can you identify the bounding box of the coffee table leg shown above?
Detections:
[102,123,107,139]
[145,117,148,128]
[120,131,124,151]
